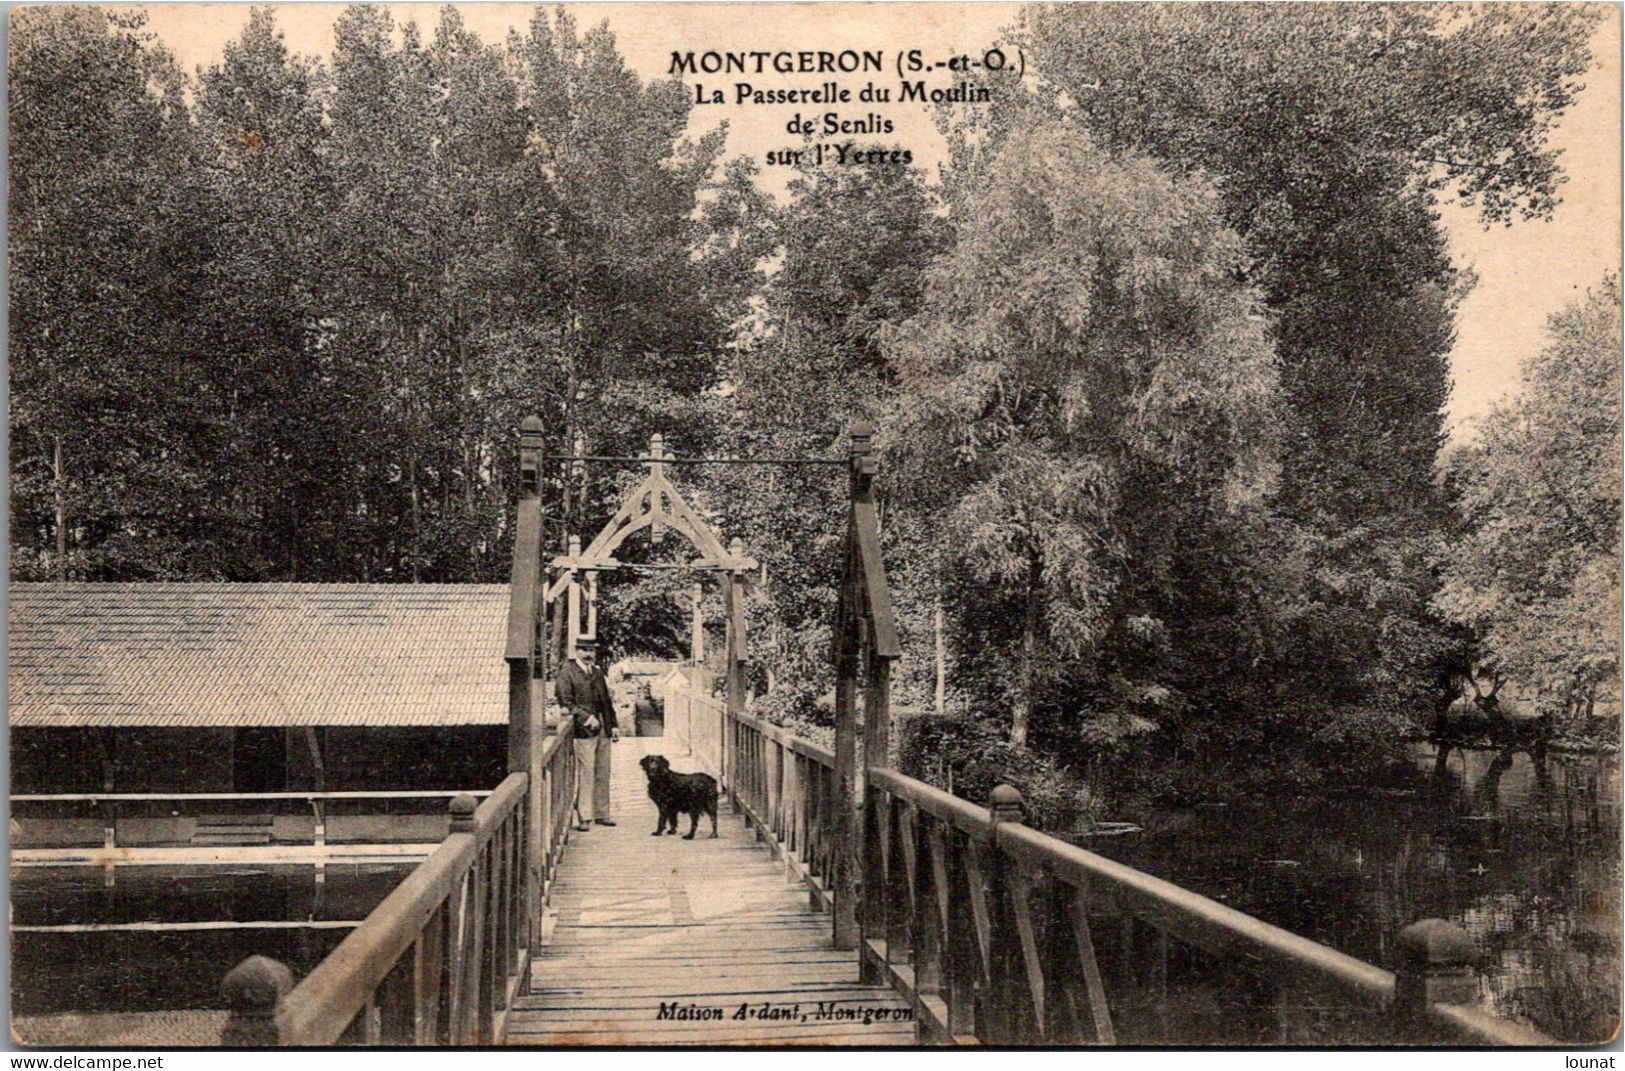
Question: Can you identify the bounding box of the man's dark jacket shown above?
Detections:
[555,660,617,735]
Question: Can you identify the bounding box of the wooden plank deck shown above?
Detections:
[506,737,916,1046]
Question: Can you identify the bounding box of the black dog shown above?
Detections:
[638,754,719,839]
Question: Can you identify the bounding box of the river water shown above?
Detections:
[11,863,413,1018]
[1086,744,1621,1043]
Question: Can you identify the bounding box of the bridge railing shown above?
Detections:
[703,701,1551,1046]
[220,717,577,1046]
[863,766,1553,1046]
[725,705,838,908]
[677,675,841,908]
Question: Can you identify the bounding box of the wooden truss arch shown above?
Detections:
[545,434,758,672]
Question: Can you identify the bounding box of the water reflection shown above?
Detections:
[1090,745,1621,1042]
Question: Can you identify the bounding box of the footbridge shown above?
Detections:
[218,419,1552,1047]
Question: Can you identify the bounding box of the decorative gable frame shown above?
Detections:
[544,435,757,664]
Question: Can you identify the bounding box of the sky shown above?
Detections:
[131,2,1623,439]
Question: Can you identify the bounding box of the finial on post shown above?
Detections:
[449,794,478,834]
[849,418,876,478]
[1394,919,1478,1028]
[221,955,292,1046]
[519,416,544,498]
[990,783,1027,825]
[849,418,873,455]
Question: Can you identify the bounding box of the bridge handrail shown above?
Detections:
[222,718,579,1046]
[870,762,1389,1006]
[863,761,1553,1045]
[712,701,1553,1046]
[272,772,527,1044]
[731,706,835,766]
[993,813,1392,1004]
[1426,999,1553,1047]
[676,684,839,908]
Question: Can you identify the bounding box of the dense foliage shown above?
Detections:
[1436,280,1623,717]
[883,118,1281,753]
[1001,3,1600,727]
[715,158,950,706]
[8,4,1611,809]
[10,5,766,592]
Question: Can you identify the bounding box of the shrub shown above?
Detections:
[752,683,834,746]
[896,712,1097,831]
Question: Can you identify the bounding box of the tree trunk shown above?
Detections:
[408,453,422,583]
[561,351,577,530]
[52,436,66,581]
[934,597,946,716]
[1012,546,1042,747]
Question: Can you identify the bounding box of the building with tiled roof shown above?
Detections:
[10,583,510,728]
[9,583,514,797]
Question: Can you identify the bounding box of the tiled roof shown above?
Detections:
[8,583,511,728]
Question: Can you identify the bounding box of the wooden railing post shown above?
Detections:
[988,784,1035,1043]
[450,793,477,834]
[831,422,870,951]
[723,571,748,812]
[836,415,901,956]
[1393,919,1478,1040]
[859,640,894,983]
[859,776,884,983]
[222,955,292,1046]
[508,415,546,966]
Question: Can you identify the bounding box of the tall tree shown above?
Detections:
[1007,2,1602,715]
[506,9,770,658]
[1435,279,1622,717]
[508,10,753,491]
[194,6,341,578]
[8,3,759,596]
[883,118,1281,746]
[718,158,949,711]
[10,8,222,579]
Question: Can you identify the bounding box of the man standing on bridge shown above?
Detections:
[556,637,619,830]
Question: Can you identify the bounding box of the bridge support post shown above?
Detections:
[690,583,705,665]
[724,568,747,812]
[1393,918,1478,1041]
[835,418,901,956]
[831,423,871,951]
[858,644,892,983]
[987,784,1032,1044]
[221,955,292,1046]
[510,416,547,968]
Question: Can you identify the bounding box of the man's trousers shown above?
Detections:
[574,732,612,820]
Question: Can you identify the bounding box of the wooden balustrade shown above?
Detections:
[681,675,727,785]
[717,705,839,910]
[221,719,578,1046]
[690,696,1555,1047]
[852,766,1554,1046]
[215,411,1558,1048]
